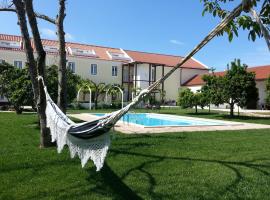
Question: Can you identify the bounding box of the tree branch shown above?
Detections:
[0,7,56,24]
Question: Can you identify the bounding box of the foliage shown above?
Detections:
[265,75,270,108]
[201,0,270,42]
[178,88,209,113]
[223,59,258,116]
[202,74,225,108]
[178,88,194,109]
[0,63,33,113]
[0,64,81,113]
[79,79,110,108]
[46,65,81,105]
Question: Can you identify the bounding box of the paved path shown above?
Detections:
[69,113,270,134]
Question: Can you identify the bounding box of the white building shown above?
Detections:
[183,65,270,108]
[0,33,209,105]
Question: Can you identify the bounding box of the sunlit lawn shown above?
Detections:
[1,112,270,199]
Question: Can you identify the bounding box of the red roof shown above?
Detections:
[183,65,270,86]
[0,33,208,69]
[0,34,127,61]
[125,50,208,69]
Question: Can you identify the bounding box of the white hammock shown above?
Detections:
[44,85,110,171]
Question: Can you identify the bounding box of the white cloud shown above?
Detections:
[41,28,56,39]
[169,39,184,46]
[65,33,74,40]
[41,28,74,41]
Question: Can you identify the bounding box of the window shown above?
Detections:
[107,51,131,61]
[68,62,75,73]
[112,66,117,76]
[14,60,23,69]
[91,64,97,75]
[0,59,5,64]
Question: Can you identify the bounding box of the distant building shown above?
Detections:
[183,65,270,108]
[0,33,209,105]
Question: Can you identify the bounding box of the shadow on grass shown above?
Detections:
[109,148,270,199]
[87,163,143,200]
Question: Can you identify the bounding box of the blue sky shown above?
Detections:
[0,0,269,71]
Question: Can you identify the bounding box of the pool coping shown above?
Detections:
[89,112,241,128]
[69,113,270,134]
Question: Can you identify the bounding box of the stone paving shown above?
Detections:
[69,113,270,134]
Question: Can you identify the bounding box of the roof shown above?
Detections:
[183,65,270,86]
[0,34,130,62]
[0,33,208,70]
[125,50,208,69]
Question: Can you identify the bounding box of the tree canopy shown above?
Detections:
[201,0,270,42]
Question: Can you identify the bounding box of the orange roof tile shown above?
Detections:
[183,65,270,86]
[125,50,208,69]
[0,33,208,69]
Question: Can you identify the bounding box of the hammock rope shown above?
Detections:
[40,1,270,170]
[100,3,243,128]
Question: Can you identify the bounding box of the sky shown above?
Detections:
[0,0,269,71]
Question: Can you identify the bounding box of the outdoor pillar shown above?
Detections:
[162,65,165,103]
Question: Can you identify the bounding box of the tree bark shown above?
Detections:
[24,0,51,147]
[56,0,67,113]
[13,0,38,105]
[230,103,234,117]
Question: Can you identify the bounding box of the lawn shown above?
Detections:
[68,107,270,125]
[1,112,270,200]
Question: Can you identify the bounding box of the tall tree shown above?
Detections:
[223,59,258,116]
[202,74,226,111]
[24,0,51,147]
[56,0,67,113]
[265,76,270,109]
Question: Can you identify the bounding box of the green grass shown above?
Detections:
[68,107,270,125]
[1,112,270,199]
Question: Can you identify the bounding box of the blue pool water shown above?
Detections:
[93,113,226,127]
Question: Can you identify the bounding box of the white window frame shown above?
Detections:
[91,64,97,75]
[68,62,75,73]
[112,66,118,76]
[14,60,23,69]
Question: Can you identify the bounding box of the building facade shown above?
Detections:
[0,34,209,105]
[183,65,270,109]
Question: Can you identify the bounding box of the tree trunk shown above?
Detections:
[230,103,234,117]
[95,93,98,109]
[13,0,38,104]
[24,0,51,147]
[195,105,198,114]
[56,0,67,113]
[208,104,211,113]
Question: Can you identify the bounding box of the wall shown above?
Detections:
[256,80,266,107]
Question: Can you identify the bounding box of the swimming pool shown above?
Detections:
[93,113,228,127]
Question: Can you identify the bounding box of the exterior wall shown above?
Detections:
[0,49,27,67]
[180,68,208,85]
[188,85,202,93]
[63,56,122,85]
[256,80,266,107]
[135,63,151,89]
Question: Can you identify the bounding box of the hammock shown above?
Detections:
[41,2,269,171]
